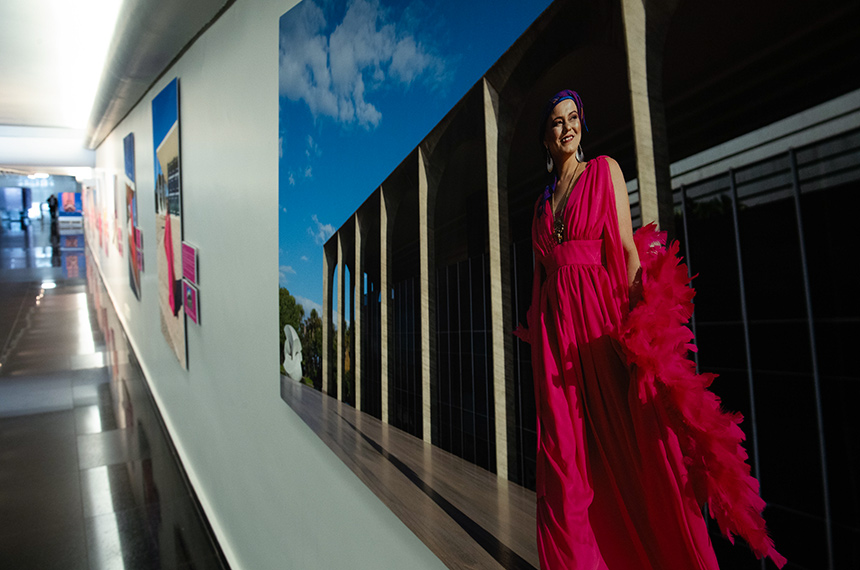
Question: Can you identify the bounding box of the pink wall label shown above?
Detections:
[182,242,198,284]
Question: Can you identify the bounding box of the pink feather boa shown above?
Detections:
[620,223,786,568]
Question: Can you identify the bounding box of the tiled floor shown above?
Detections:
[0,222,226,569]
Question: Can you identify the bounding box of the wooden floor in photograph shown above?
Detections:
[280,376,539,570]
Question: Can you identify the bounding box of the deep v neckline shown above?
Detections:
[550,160,590,243]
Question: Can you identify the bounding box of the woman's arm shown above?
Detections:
[605,157,643,309]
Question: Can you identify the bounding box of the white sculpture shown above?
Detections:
[282,324,303,381]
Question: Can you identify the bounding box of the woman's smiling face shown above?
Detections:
[544,98,582,162]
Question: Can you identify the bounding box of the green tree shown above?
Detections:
[301,308,323,389]
[279,287,304,370]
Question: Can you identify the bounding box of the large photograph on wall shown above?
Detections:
[276,0,558,565]
[152,78,186,369]
[278,0,551,388]
[124,133,141,299]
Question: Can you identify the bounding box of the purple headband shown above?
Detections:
[539,89,588,144]
[538,90,588,215]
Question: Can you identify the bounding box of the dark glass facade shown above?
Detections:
[361,281,383,420]
[434,254,496,472]
[391,277,421,438]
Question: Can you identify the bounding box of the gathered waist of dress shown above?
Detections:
[540,239,603,275]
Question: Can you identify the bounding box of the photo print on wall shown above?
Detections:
[152,77,187,369]
[277,0,552,409]
[114,173,123,257]
[276,1,561,565]
[124,133,141,299]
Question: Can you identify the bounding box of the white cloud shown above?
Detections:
[304,166,313,178]
[279,264,297,284]
[301,255,309,262]
[279,1,338,119]
[295,295,323,315]
[390,34,442,84]
[306,135,321,158]
[288,173,296,186]
[281,206,287,213]
[307,214,335,245]
[279,0,445,129]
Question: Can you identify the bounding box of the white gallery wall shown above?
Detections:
[91,0,445,568]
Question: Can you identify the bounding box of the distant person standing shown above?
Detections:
[47,194,59,235]
[47,194,58,220]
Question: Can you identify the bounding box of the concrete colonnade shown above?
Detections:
[321,79,515,474]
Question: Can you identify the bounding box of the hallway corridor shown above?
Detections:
[0,222,226,569]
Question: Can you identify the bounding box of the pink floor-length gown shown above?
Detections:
[517,156,783,570]
[164,211,176,314]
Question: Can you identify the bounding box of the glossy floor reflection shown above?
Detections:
[0,224,227,569]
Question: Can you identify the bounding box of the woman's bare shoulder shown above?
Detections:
[593,155,624,183]
[596,155,623,176]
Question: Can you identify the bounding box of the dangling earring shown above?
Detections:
[546,149,554,173]
[576,145,584,163]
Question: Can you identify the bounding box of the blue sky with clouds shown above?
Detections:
[278,0,552,318]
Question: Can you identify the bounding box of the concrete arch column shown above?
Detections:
[380,187,390,423]
[483,78,512,479]
[322,239,337,396]
[379,183,401,424]
[337,231,345,401]
[354,210,366,412]
[418,146,438,444]
[334,221,358,405]
[621,0,679,237]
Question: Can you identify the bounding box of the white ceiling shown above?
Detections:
[0,0,121,130]
[0,0,230,178]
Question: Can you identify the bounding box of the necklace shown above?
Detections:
[552,161,583,244]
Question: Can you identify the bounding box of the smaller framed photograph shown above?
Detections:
[183,279,200,325]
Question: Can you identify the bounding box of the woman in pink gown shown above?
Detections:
[515,90,785,569]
